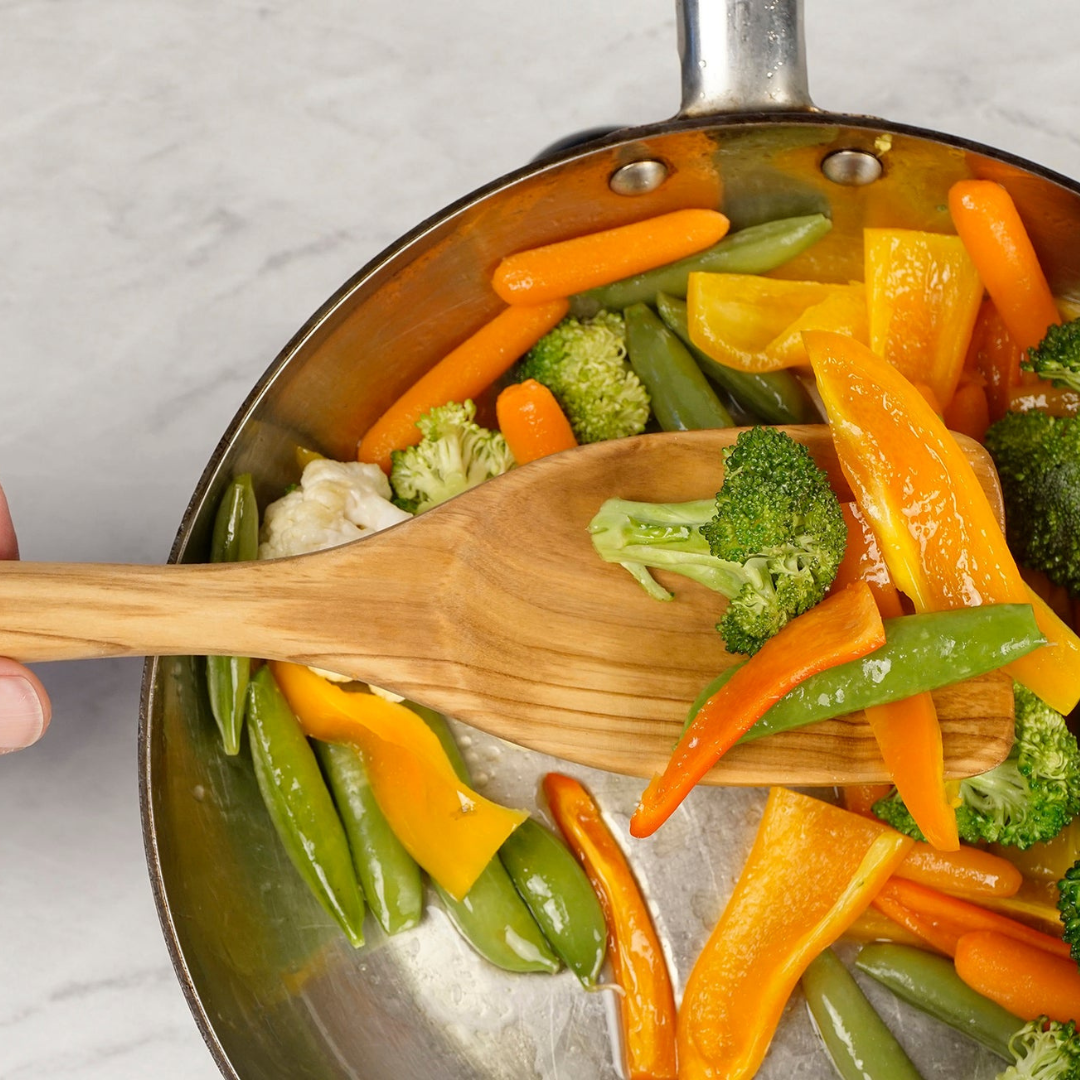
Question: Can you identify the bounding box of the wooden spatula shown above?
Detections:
[0,425,1014,785]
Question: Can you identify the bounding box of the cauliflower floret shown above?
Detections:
[258,457,411,683]
[258,458,410,560]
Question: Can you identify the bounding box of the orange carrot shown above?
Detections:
[629,582,885,838]
[492,209,730,306]
[955,930,1080,1023]
[841,784,894,817]
[872,878,1072,959]
[943,378,991,442]
[832,502,959,850]
[948,180,1061,354]
[895,842,1022,900]
[357,299,568,472]
[967,298,1025,422]
[495,379,577,464]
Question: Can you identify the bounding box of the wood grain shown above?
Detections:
[0,425,1014,784]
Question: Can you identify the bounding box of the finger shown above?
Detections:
[0,483,17,561]
[0,657,50,753]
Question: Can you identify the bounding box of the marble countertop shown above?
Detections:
[2,1,1079,1076]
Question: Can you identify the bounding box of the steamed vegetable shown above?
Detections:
[590,425,847,655]
[1024,319,1080,393]
[494,378,577,463]
[389,399,514,513]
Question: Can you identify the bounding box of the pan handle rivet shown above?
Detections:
[821,149,883,186]
[609,160,669,195]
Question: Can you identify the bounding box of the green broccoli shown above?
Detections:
[588,426,847,655]
[874,683,1080,849]
[517,311,650,443]
[984,410,1080,596]
[997,1017,1080,1080]
[1058,861,1080,967]
[389,400,514,513]
[1023,319,1080,392]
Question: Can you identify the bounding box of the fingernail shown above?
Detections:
[0,676,45,751]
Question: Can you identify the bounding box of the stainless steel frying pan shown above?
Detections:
[140,3,1080,1076]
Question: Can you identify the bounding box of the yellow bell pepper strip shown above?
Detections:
[864,228,984,408]
[948,179,1062,355]
[686,273,867,372]
[804,329,1080,715]
[832,501,960,852]
[677,787,913,1080]
[270,662,527,901]
[629,582,885,839]
[543,772,677,1080]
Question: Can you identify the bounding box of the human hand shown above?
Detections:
[0,484,51,753]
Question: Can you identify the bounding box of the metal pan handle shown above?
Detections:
[677,0,814,116]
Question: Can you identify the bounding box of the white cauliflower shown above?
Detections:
[258,457,411,684]
[258,458,410,560]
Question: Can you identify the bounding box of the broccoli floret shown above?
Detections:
[1060,863,1080,966]
[874,683,1080,849]
[997,1017,1080,1080]
[389,400,514,513]
[1023,319,1080,393]
[984,410,1080,597]
[517,311,650,443]
[589,426,846,655]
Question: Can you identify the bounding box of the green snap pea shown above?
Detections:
[205,473,259,755]
[802,948,924,1080]
[624,303,734,431]
[412,703,561,974]
[570,213,833,317]
[313,740,423,936]
[655,292,818,424]
[855,943,1023,1060]
[247,667,366,947]
[498,817,607,987]
[682,604,1044,741]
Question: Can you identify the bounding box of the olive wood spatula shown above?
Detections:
[0,425,1014,786]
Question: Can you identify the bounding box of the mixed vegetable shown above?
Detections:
[200,180,1080,1078]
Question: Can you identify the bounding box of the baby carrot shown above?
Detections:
[492,209,729,306]
[495,379,577,464]
[943,378,991,442]
[894,842,1022,900]
[948,180,1061,353]
[357,299,568,472]
[955,930,1080,1023]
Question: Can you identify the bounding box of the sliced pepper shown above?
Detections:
[832,501,959,851]
[544,773,678,1080]
[805,329,1080,716]
[687,273,867,372]
[270,661,526,901]
[677,787,913,1080]
[630,582,885,838]
[864,228,984,408]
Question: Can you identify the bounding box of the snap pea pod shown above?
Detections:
[569,213,833,317]
[802,948,924,1080]
[313,739,423,936]
[411,703,560,974]
[247,667,366,948]
[624,303,734,431]
[498,817,608,986]
[205,473,259,755]
[855,943,1023,1060]
[655,292,818,424]
[682,604,1043,741]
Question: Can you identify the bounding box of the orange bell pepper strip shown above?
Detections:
[832,502,959,851]
[270,662,527,901]
[543,773,677,1080]
[948,180,1062,354]
[955,930,1080,1024]
[677,787,913,1080]
[805,329,1080,716]
[841,784,894,817]
[967,297,1026,423]
[864,228,984,408]
[629,582,885,839]
[871,877,1072,960]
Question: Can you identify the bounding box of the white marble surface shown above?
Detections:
[2,1,1079,1076]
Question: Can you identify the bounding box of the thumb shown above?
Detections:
[0,658,50,753]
